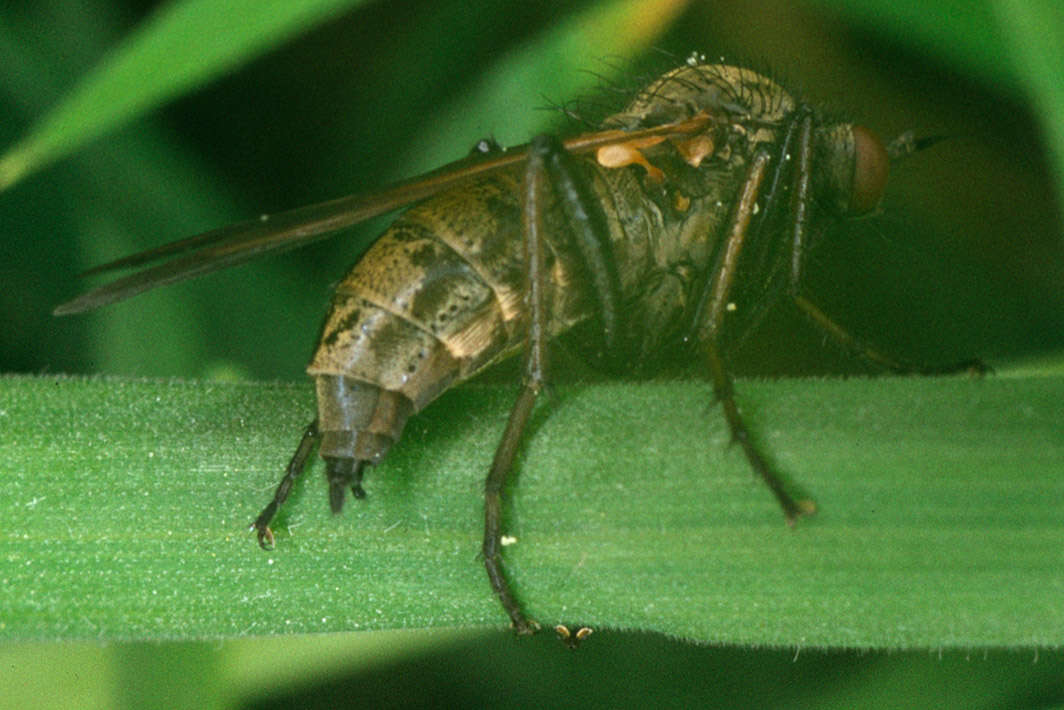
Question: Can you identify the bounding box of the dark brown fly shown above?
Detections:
[55,60,976,635]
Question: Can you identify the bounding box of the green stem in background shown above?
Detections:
[2,373,1061,646]
[0,0,371,189]
[0,0,682,191]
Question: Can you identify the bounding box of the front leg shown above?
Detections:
[784,114,984,376]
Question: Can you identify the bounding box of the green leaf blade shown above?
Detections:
[3,373,1062,646]
[0,0,367,190]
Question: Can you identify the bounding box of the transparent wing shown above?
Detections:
[54,116,712,315]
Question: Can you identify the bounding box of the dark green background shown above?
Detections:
[2,0,1062,708]
[5,0,1063,380]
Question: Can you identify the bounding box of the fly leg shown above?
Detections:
[791,291,986,374]
[693,148,815,522]
[784,114,984,375]
[482,137,551,635]
[483,134,622,634]
[252,419,320,548]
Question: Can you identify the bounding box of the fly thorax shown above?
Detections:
[596,64,802,279]
[603,64,795,133]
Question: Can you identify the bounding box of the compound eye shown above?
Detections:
[847,125,889,215]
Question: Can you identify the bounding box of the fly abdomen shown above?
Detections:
[307,177,533,464]
[313,374,413,463]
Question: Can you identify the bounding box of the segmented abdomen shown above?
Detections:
[307,171,584,463]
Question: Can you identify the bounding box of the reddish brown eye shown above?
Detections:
[848,125,889,215]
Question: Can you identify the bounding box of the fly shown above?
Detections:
[55,59,979,635]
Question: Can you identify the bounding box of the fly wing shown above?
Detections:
[54,116,713,315]
[53,151,527,315]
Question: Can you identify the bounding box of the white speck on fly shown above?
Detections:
[501,535,518,546]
